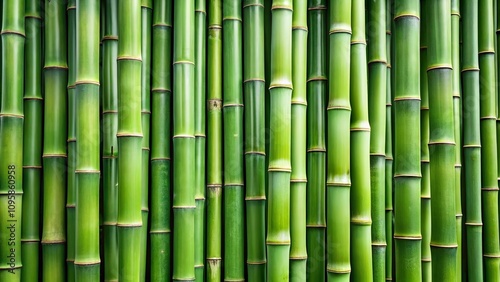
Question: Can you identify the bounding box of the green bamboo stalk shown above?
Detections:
[427,0,458,280]
[66,1,77,281]
[102,0,119,280]
[0,1,25,280]
[462,0,484,280]
[267,0,292,281]
[393,0,422,281]
[419,1,431,280]
[350,0,373,280]
[194,0,206,280]
[366,0,386,280]
[306,1,326,281]
[140,1,151,280]
[479,0,500,279]
[327,0,351,280]
[290,0,307,280]
[173,0,196,280]
[206,0,222,280]
[74,0,100,280]
[42,0,68,280]
[243,1,267,281]
[150,0,172,279]
[21,0,42,280]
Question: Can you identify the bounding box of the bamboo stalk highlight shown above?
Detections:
[21,0,42,280]
[427,0,458,280]
[306,0,326,280]
[42,0,68,280]
[366,0,386,280]
[327,0,351,280]
[393,0,422,280]
[479,0,500,279]
[243,0,267,281]
[206,0,222,280]
[290,0,307,280]
[194,0,206,280]
[267,0,292,281]
[150,0,172,279]
[350,0,373,280]
[462,0,484,280]
[74,0,101,280]
[172,0,196,280]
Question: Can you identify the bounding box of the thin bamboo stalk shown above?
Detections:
[74,0,101,280]
[150,0,172,279]
[306,1,326,280]
[21,0,42,280]
[243,0,267,281]
[462,0,484,280]
[393,0,422,280]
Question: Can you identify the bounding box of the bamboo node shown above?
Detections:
[224,183,245,187]
[172,205,196,209]
[222,17,242,22]
[243,78,265,83]
[223,103,244,108]
[25,15,43,20]
[243,3,265,9]
[461,67,480,72]
[329,28,352,35]
[21,239,40,243]
[75,80,100,86]
[393,96,421,101]
[244,150,266,156]
[150,157,171,161]
[429,243,458,249]
[74,170,100,174]
[393,235,422,240]
[483,254,500,258]
[351,127,370,132]
[351,40,366,45]
[326,182,351,187]
[149,230,171,234]
[102,35,118,41]
[172,134,195,139]
[67,5,76,11]
[291,100,307,106]
[393,173,421,179]
[307,148,326,153]
[151,88,172,93]
[463,144,481,148]
[268,167,292,172]
[245,196,266,201]
[290,256,308,260]
[194,9,206,14]
[116,223,142,227]
[427,64,453,71]
[266,241,291,245]
[481,187,499,191]
[116,133,143,138]
[246,260,267,265]
[427,141,455,146]
[269,83,293,90]
[480,116,497,120]
[367,59,387,65]
[370,153,385,157]
[292,26,308,32]
[306,76,327,82]
[23,97,43,101]
[351,219,372,225]
[478,50,495,55]
[42,154,68,158]
[393,13,420,21]
[41,240,66,244]
[464,222,483,226]
[102,110,118,114]
[0,113,24,119]
[1,30,26,37]
[141,110,152,114]
[271,5,293,11]
[22,165,42,169]
[208,25,222,30]
[290,179,307,183]
[117,56,142,62]
[421,258,432,262]
[327,106,351,111]
[307,5,327,10]
[74,261,101,266]
[371,243,388,247]
[153,23,173,28]
[327,268,351,274]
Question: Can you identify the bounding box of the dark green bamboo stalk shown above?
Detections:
[427,1,458,280]
[206,0,222,280]
[290,0,307,280]
[366,0,386,280]
[419,1,431,280]
[306,1,326,281]
[350,0,373,280]
[21,0,42,280]
[267,0,292,281]
[462,0,484,280]
[42,0,68,280]
[66,1,77,280]
[243,1,267,281]
[173,0,196,280]
[150,0,172,279]
[479,0,500,279]
[194,0,206,280]
[0,1,25,280]
[393,0,421,281]
[74,0,100,280]
[102,0,119,280]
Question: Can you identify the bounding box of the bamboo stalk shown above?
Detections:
[243,0,267,281]
[306,0,326,280]
[393,0,422,280]
[21,0,42,280]
[74,0,100,280]
[206,0,222,280]
[350,0,373,280]
[267,0,292,281]
[462,0,484,280]
[327,0,351,280]
[150,0,172,279]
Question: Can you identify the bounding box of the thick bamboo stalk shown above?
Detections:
[479,0,500,278]
[419,1,431,280]
[462,0,484,280]
[0,1,25,280]
[427,0,458,280]
[173,0,196,280]
[267,0,292,281]
[366,0,386,280]
[243,1,267,281]
[290,0,307,280]
[206,0,222,280]
[327,0,351,280]
[350,0,373,280]
[21,0,42,280]
[42,0,68,280]
[150,0,172,279]
[306,1,326,281]
[194,0,206,280]
[74,0,100,280]
[393,0,422,281]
